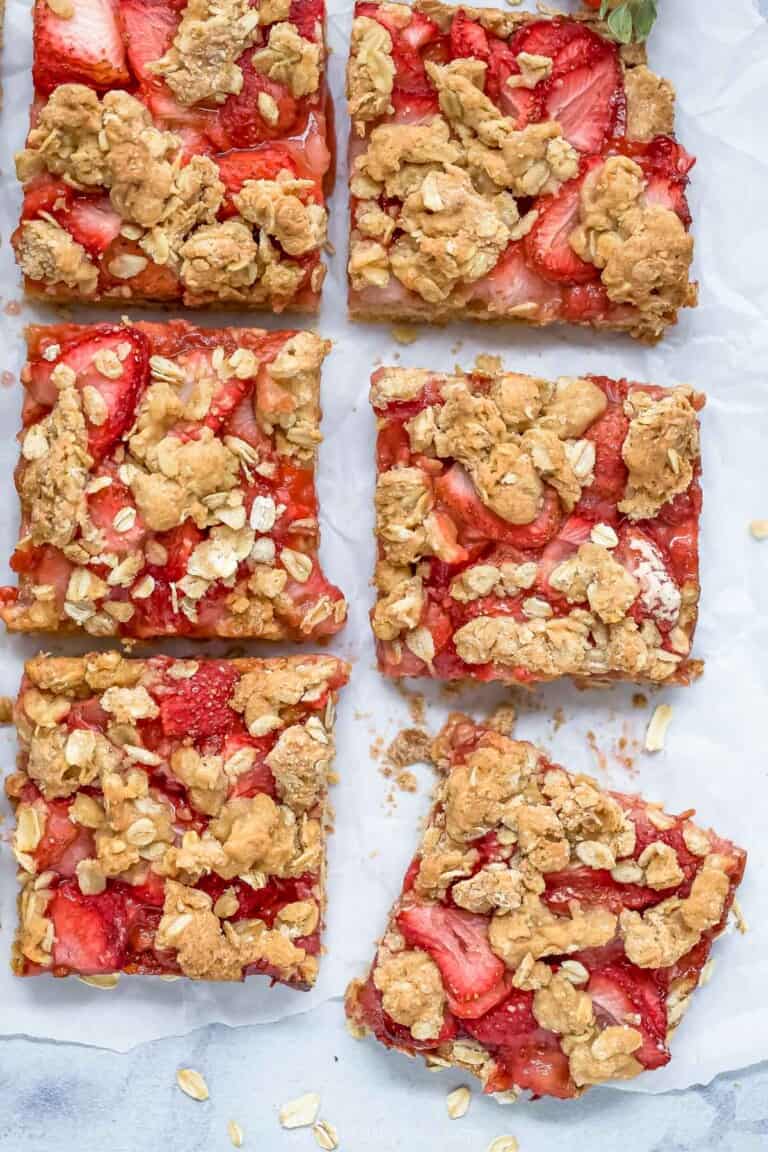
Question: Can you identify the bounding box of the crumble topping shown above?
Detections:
[16,84,106,187]
[624,66,675,141]
[569,155,695,341]
[348,16,395,132]
[250,22,322,98]
[234,174,328,256]
[619,389,700,519]
[373,948,446,1039]
[548,543,639,624]
[147,0,261,106]
[16,219,98,295]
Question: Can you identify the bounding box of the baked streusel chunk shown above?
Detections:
[371,362,702,685]
[346,714,746,1097]
[9,652,349,985]
[346,1,696,341]
[0,322,346,640]
[14,0,330,309]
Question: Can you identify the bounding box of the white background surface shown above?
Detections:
[0,0,766,1133]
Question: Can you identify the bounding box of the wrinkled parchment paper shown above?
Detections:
[0,0,765,1097]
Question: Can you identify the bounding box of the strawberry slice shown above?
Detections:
[581,400,629,503]
[43,327,150,461]
[34,799,93,875]
[87,470,146,554]
[543,46,623,155]
[62,197,123,258]
[118,0,178,87]
[21,174,71,220]
[562,281,611,323]
[397,902,505,1003]
[435,464,562,550]
[216,146,299,213]
[536,512,595,593]
[643,174,691,227]
[449,974,513,1020]
[34,0,129,94]
[449,10,489,61]
[542,865,660,915]
[289,0,324,40]
[390,89,440,121]
[461,987,537,1045]
[510,18,590,64]
[219,55,300,148]
[486,1032,575,1098]
[50,881,128,974]
[487,39,543,125]
[225,734,278,800]
[588,963,670,1070]
[524,172,601,284]
[158,661,240,739]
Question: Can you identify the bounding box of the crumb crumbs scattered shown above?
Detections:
[450,338,464,356]
[385,727,432,770]
[731,898,748,935]
[1,371,15,388]
[551,706,565,732]
[473,354,503,375]
[0,696,13,724]
[486,703,517,736]
[3,300,21,316]
[390,324,419,345]
[395,770,418,792]
[749,519,768,540]
[632,692,649,709]
[586,730,607,773]
[354,709,372,720]
[369,736,384,762]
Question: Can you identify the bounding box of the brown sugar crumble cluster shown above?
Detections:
[346,1,696,341]
[9,652,349,984]
[371,361,703,686]
[0,321,346,641]
[14,0,331,310]
[345,714,747,1098]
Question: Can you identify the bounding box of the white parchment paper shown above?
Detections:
[0,0,765,1097]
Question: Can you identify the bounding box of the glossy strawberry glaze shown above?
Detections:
[16,0,332,308]
[348,6,695,332]
[373,372,703,684]
[0,321,346,640]
[12,656,348,982]
[350,724,746,1099]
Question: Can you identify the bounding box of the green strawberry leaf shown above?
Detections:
[600,0,659,44]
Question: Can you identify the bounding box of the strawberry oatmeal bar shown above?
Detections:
[9,651,349,984]
[346,714,747,1097]
[371,363,702,685]
[0,322,347,640]
[346,1,696,340]
[13,0,331,309]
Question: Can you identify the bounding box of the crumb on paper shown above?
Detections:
[731,898,748,935]
[396,769,418,792]
[0,696,13,724]
[486,703,517,736]
[473,354,503,375]
[279,1093,321,1130]
[4,300,21,316]
[385,727,432,770]
[391,324,419,345]
[586,730,607,773]
[354,709,373,721]
[749,519,768,540]
[632,692,649,709]
[1,371,15,388]
[369,735,384,762]
[645,703,673,752]
[551,706,565,732]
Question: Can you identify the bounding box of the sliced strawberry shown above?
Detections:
[543,865,660,915]
[582,401,629,503]
[118,0,178,87]
[50,880,127,974]
[21,174,71,219]
[226,736,278,800]
[588,963,670,1070]
[397,902,504,1003]
[390,89,440,121]
[216,146,299,214]
[62,197,123,258]
[543,46,623,155]
[562,281,611,323]
[524,173,601,284]
[14,545,72,607]
[219,56,299,148]
[435,464,562,550]
[198,873,315,926]
[536,513,595,592]
[41,327,150,461]
[462,987,536,1045]
[449,10,489,61]
[643,174,691,228]
[158,660,240,739]
[87,472,146,553]
[473,239,563,315]
[488,38,543,124]
[34,799,92,875]
[500,84,545,130]
[449,974,512,1020]
[486,1032,575,1099]
[289,0,323,39]
[34,0,129,94]
[399,9,440,52]
[510,18,589,64]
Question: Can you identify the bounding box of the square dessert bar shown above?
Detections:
[0,321,347,640]
[14,0,331,310]
[371,363,703,685]
[346,1,696,341]
[346,714,747,1098]
[9,651,349,984]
